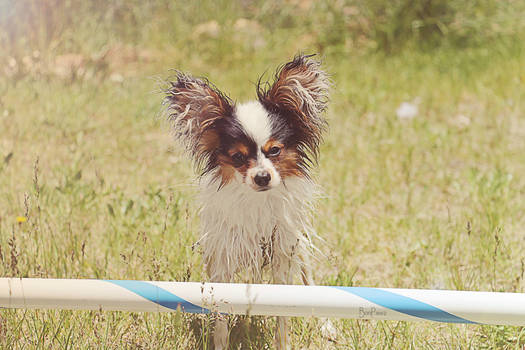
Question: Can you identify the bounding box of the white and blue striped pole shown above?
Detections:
[1,278,524,326]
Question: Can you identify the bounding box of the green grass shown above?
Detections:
[1,1,525,348]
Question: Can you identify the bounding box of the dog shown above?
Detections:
[164,54,330,349]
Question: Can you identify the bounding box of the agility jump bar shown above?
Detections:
[1,278,524,326]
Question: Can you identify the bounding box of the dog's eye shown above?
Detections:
[268,146,281,156]
[231,152,246,166]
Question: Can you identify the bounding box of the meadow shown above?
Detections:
[1,0,525,348]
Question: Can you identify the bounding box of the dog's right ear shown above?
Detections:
[164,73,234,168]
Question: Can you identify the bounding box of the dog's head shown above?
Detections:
[165,54,329,192]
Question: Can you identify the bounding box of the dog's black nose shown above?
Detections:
[254,171,271,187]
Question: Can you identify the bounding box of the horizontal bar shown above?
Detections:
[1,278,524,326]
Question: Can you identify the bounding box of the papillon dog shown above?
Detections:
[165,54,330,350]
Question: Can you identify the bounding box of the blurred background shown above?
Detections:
[2,0,525,79]
[1,1,525,348]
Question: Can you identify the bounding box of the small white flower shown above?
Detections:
[396,102,418,120]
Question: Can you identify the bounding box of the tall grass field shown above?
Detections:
[1,0,525,348]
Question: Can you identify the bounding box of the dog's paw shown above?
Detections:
[320,318,338,342]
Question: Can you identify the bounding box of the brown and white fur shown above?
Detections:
[164,55,330,349]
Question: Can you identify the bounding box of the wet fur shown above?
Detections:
[164,54,329,349]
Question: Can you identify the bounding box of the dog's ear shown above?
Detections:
[257,54,329,160]
[165,73,234,168]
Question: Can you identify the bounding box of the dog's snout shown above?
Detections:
[254,170,271,187]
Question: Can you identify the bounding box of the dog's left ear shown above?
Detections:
[257,54,329,159]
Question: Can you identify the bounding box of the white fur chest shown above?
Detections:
[196,173,316,282]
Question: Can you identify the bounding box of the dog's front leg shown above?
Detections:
[275,316,289,350]
[272,256,294,350]
[207,263,232,350]
[212,316,229,350]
